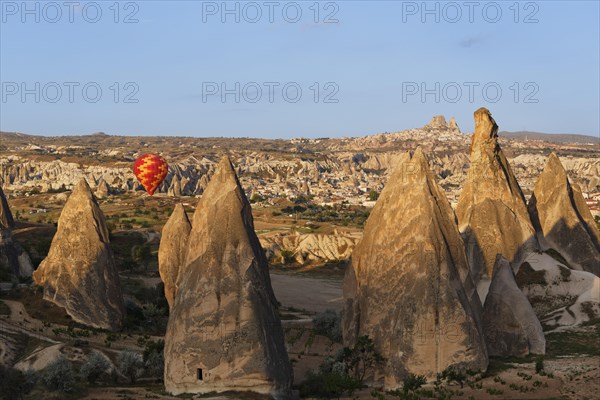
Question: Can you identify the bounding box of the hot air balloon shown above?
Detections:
[133,153,168,196]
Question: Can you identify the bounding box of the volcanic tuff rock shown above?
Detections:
[456,108,538,300]
[515,252,600,329]
[528,153,600,276]
[429,115,448,128]
[164,157,292,398]
[449,116,460,132]
[361,152,407,171]
[0,187,33,277]
[3,130,599,200]
[0,156,214,196]
[343,148,488,388]
[32,178,124,331]
[158,204,192,308]
[0,229,34,277]
[261,232,358,265]
[423,115,461,135]
[0,186,15,229]
[167,175,182,197]
[483,255,545,356]
[95,178,110,199]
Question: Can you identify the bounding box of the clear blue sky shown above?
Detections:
[1,0,599,138]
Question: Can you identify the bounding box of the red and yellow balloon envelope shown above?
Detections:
[133,154,168,196]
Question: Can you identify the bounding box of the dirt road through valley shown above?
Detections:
[269,271,343,313]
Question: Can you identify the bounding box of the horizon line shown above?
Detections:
[2,129,599,141]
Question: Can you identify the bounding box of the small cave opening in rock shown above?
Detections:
[197,368,203,381]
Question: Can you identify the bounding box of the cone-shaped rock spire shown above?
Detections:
[528,153,599,276]
[0,187,15,229]
[483,255,545,356]
[32,178,124,331]
[456,108,538,300]
[343,148,488,387]
[164,157,293,398]
[158,203,192,308]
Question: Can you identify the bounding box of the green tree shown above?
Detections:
[117,349,144,384]
[340,335,385,382]
[313,309,342,342]
[42,356,75,392]
[368,190,380,201]
[385,373,427,399]
[106,221,117,235]
[131,244,151,271]
[80,351,111,384]
[279,249,295,264]
[535,356,545,374]
[300,368,361,399]
[402,373,427,395]
[438,366,466,388]
[0,365,37,400]
[144,351,164,383]
[142,339,165,363]
[142,304,166,334]
[300,335,385,398]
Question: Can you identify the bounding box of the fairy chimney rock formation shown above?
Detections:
[95,178,110,199]
[0,187,34,277]
[0,231,34,278]
[343,148,488,388]
[456,108,538,300]
[0,187,15,229]
[168,175,182,197]
[483,255,545,356]
[158,204,192,308]
[449,116,460,132]
[164,157,293,399]
[528,153,600,276]
[32,178,125,331]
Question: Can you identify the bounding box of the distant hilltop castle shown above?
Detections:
[423,115,461,133]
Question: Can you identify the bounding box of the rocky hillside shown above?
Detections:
[1,116,598,208]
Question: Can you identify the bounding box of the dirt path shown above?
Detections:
[270,271,343,313]
[3,299,43,327]
[0,298,146,353]
[82,387,234,399]
[0,299,59,342]
[0,299,60,365]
